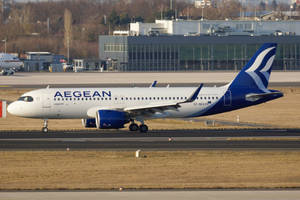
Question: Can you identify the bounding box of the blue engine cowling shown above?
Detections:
[82,118,96,128]
[96,110,130,129]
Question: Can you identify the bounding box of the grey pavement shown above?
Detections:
[1,72,300,85]
[1,191,300,200]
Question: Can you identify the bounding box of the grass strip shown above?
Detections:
[1,150,300,190]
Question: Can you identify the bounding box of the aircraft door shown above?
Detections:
[42,94,51,109]
[224,90,232,106]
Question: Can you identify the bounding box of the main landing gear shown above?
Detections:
[129,120,148,133]
[42,119,49,133]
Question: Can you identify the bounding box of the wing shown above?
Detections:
[87,84,203,118]
[124,84,203,117]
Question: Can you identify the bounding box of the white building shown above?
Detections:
[195,0,211,8]
[130,19,300,36]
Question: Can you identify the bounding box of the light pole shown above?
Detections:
[2,39,6,53]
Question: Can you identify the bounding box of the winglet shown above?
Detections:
[183,84,203,103]
[150,80,157,88]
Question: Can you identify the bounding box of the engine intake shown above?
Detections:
[82,118,96,128]
[96,110,129,129]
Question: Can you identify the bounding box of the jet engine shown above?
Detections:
[82,118,96,128]
[95,110,129,129]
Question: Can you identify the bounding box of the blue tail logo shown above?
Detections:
[229,43,277,93]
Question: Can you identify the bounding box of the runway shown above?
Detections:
[1,71,300,88]
[1,129,300,150]
[1,190,300,200]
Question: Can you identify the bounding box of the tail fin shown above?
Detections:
[229,43,277,93]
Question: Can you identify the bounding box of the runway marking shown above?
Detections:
[0,85,11,88]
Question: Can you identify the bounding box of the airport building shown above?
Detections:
[129,19,300,36]
[99,35,300,71]
[99,19,300,71]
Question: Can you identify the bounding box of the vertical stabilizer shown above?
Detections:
[229,43,277,93]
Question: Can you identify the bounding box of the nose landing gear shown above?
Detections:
[42,119,48,133]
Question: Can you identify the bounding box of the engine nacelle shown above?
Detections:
[82,118,96,128]
[96,110,129,129]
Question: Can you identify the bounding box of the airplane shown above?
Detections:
[0,53,23,75]
[7,43,283,133]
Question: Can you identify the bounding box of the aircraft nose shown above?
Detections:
[7,102,19,116]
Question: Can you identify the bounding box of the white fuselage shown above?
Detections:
[7,86,227,120]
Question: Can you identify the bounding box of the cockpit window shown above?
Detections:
[18,96,34,102]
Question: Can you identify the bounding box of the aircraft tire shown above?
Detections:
[129,123,139,131]
[42,127,48,133]
[139,124,148,133]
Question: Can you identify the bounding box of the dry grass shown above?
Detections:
[0,87,300,130]
[0,151,300,190]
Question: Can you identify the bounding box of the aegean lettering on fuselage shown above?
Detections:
[54,90,112,98]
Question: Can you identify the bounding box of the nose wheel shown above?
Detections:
[42,119,49,133]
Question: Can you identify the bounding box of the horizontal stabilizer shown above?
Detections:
[246,92,283,102]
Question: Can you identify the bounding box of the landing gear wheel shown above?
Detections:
[129,123,139,131]
[42,127,48,133]
[42,119,48,133]
[139,124,148,133]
